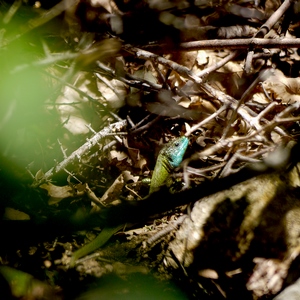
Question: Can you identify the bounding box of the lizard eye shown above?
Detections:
[174,142,179,147]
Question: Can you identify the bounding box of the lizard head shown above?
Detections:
[161,136,189,168]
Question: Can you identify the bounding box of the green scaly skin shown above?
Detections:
[69,224,124,267]
[69,136,189,267]
[149,136,189,194]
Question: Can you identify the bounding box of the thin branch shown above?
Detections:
[3,0,22,24]
[186,162,227,177]
[96,61,163,92]
[176,38,300,51]
[186,104,228,136]
[245,0,292,72]
[31,120,127,187]
[187,102,300,169]
[7,0,73,43]
[200,82,286,136]
[123,45,202,84]
[222,69,275,138]
[196,50,239,78]
[255,0,292,38]
[11,52,80,74]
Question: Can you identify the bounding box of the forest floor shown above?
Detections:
[1,0,300,299]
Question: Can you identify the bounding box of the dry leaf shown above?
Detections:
[3,208,30,220]
[264,70,300,104]
[110,150,130,162]
[40,183,74,205]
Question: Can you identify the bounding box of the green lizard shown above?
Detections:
[149,135,189,193]
[69,136,189,267]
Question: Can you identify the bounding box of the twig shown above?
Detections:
[96,61,163,92]
[250,102,278,129]
[63,168,82,184]
[197,50,239,78]
[186,162,227,178]
[57,139,68,159]
[123,45,202,84]
[200,82,286,136]
[176,38,300,51]
[10,52,80,74]
[186,104,229,136]
[222,69,275,138]
[44,70,120,120]
[219,152,264,178]
[186,102,300,172]
[245,0,292,72]
[31,120,127,187]
[130,115,162,134]
[102,140,118,152]
[3,0,22,24]
[256,0,292,38]
[8,0,73,43]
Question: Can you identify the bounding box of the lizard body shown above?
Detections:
[70,136,189,267]
[149,136,189,194]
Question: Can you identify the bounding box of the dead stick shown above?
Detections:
[31,120,127,187]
